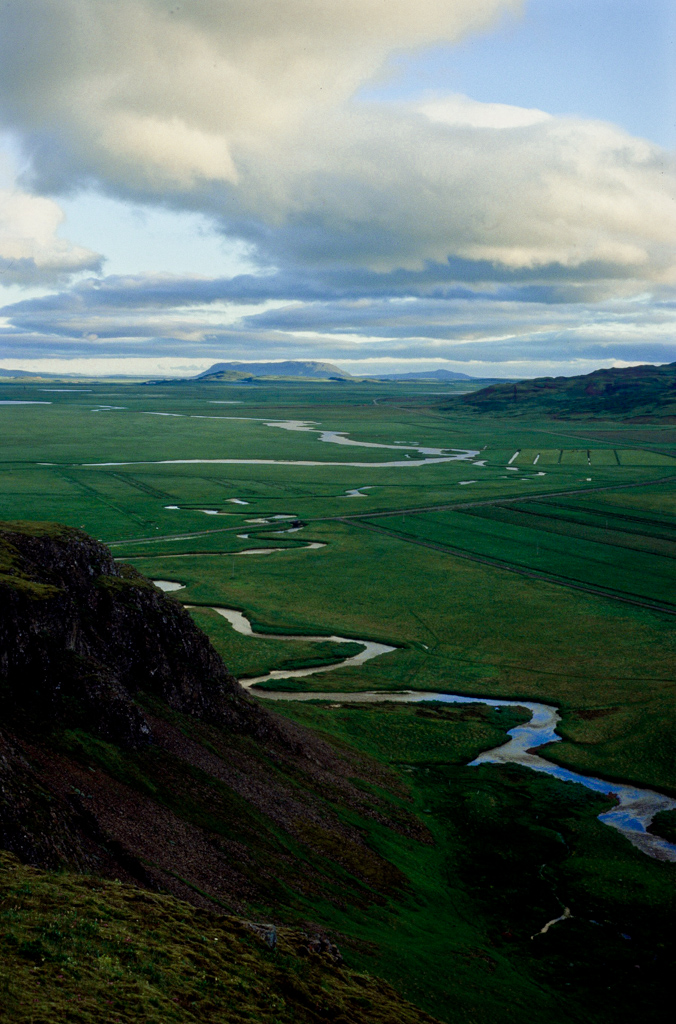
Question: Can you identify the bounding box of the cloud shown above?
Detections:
[0,252,658,319]
[228,108,676,277]
[0,0,673,290]
[2,269,674,371]
[0,0,517,189]
[0,1,674,376]
[418,94,551,130]
[0,187,102,285]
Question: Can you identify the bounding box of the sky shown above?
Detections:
[0,0,674,379]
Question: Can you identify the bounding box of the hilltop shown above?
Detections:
[455,361,676,418]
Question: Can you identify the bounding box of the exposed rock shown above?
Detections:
[0,521,268,749]
[245,921,277,948]
[0,520,424,920]
[299,932,344,965]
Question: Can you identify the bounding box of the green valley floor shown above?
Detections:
[0,378,674,1022]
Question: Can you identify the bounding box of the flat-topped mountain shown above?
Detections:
[196,360,351,380]
[456,361,676,418]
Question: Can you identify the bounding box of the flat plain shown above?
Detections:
[1,377,675,1022]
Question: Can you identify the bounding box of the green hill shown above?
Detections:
[0,851,441,1024]
[456,361,676,418]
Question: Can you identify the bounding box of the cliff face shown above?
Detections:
[0,523,439,1023]
[0,521,266,749]
[0,521,418,917]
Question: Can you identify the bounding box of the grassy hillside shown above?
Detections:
[456,361,676,419]
[0,852,440,1024]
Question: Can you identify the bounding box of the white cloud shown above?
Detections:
[0,0,518,190]
[227,107,676,276]
[99,115,239,188]
[418,94,551,129]
[0,186,102,284]
[0,0,673,290]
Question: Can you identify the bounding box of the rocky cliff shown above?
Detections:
[0,521,421,916]
[0,521,267,749]
[0,528,438,1024]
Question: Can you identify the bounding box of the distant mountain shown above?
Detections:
[0,368,70,379]
[457,361,676,419]
[196,360,352,380]
[361,369,476,381]
[0,369,148,381]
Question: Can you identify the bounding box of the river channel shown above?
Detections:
[83,416,482,468]
[186,599,676,863]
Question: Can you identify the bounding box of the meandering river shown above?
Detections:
[83,416,481,468]
[184,599,676,863]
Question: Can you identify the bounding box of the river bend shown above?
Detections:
[165,590,676,863]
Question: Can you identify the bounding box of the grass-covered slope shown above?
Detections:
[456,361,676,418]
[0,852,440,1024]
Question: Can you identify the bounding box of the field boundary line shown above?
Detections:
[108,526,242,545]
[103,474,676,547]
[326,473,676,523]
[340,518,676,618]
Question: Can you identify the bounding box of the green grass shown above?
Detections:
[459,502,676,557]
[188,605,364,678]
[265,701,530,765]
[0,852,439,1024]
[125,511,676,793]
[364,504,676,605]
[6,699,674,1024]
[2,380,676,1022]
[268,702,676,1024]
[1,380,673,542]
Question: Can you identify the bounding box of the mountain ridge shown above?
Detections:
[359,369,477,381]
[455,361,676,418]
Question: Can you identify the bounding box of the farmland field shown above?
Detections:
[1,377,675,1022]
